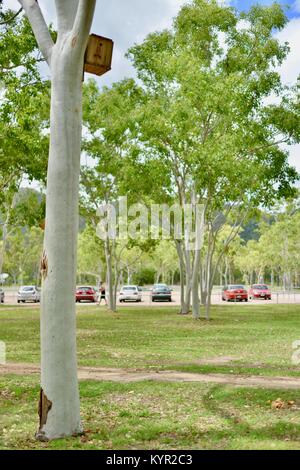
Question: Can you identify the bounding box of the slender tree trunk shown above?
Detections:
[206,264,218,321]
[224,259,228,286]
[205,292,212,320]
[111,247,119,312]
[270,270,274,287]
[200,230,217,320]
[191,248,201,319]
[0,218,8,275]
[183,253,192,314]
[229,264,233,284]
[179,265,185,313]
[38,55,83,440]
[219,267,222,290]
[19,0,97,441]
[175,241,190,314]
[105,239,114,311]
[112,269,120,312]
[199,258,207,305]
[204,254,214,320]
[127,266,130,284]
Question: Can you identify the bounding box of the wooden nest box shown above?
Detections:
[84,34,114,77]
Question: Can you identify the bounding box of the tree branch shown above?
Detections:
[0,56,44,72]
[72,0,96,49]
[17,0,54,66]
[249,138,289,154]
[55,0,79,35]
[211,207,250,287]
[0,7,23,26]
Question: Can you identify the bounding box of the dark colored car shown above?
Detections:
[249,284,271,300]
[151,284,172,302]
[0,288,4,303]
[222,285,248,302]
[76,286,97,303]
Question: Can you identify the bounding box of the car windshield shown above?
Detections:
[253,285,268,290]
[229,285,245,290]
[21,287,34,292]
[123,286,137,291]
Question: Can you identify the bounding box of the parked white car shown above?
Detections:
[17,286,41,303]
[119,285,142,303]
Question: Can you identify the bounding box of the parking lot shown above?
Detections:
[2,287,300,306]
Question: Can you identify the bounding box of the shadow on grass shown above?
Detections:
[199,385,300,447]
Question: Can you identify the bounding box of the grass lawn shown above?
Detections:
[0,304,300,449]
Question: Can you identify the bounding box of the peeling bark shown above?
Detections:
[40,250,48,280]
[36,388,52,441]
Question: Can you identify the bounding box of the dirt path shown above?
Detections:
[1,363,300,389]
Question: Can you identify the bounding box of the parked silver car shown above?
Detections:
[17,286,41,303]
[0,288,4,303]
[119,285,142,303]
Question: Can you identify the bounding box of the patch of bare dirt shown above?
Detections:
[184,356,239,366]
[1,362,300,390]
[0,363,39,375]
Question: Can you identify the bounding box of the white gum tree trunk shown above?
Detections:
[191,249,201,320]
[183,242,192,314]
[175,240,191,314]
[0,216,9,276]
[175,241,186,314]
[19,0,96,440]
[104,239,120,312]
[105,238,115,311]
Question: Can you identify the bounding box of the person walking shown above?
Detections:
[98,282,107,305]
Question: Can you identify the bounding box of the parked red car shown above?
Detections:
[76,286,97,303]
[222,285,248,302]
[249,284,271,300]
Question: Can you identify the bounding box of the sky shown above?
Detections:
[3,0,300,171]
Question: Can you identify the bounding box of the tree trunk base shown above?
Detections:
[35,431,49,442]
[35,428,84,442]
